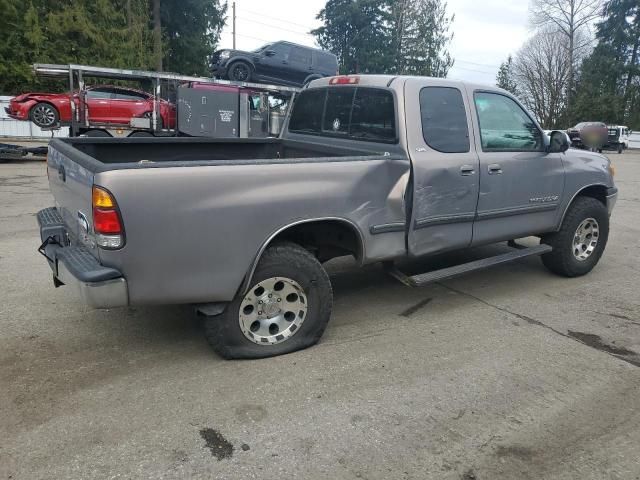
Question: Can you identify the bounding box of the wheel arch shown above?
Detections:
[557,184,609,229]
[240,217,366,296]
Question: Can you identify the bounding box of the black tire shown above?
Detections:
[541,197,609,277]
[618,144,623,154]
[128,131,154,138]
[30,102,59,128]
[203,242,333,359]
[227,61,252,82]
[84,129,112,137]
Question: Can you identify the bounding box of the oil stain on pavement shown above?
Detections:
[199,428,234,460]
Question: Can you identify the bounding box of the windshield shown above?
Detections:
[252,43,272,53]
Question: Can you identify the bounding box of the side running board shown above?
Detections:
[386,244,552,287]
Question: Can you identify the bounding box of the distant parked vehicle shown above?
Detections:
[567,122,608,152]
[5,86,176,129]
[211,41,338,87]
[604,125,631,154]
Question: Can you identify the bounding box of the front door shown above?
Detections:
[468,89,564,245]
[258,42,292,83]
[84,87,112,123]
[405,78,480,257]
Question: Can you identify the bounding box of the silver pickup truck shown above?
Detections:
[38,75,618,359]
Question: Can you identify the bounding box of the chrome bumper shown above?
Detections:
[37,207,129,309]
[55,259,128,309]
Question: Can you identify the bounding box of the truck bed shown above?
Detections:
[50,137,389,171]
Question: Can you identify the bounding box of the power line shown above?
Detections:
[237,17,314,37]
[241,8,320,31]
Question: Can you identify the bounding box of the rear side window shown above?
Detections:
[289,87,396,143]
[289,46,312,66]
[419,87,469,153]
[315,52,338,71]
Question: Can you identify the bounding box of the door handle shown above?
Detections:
[460,165,475,176]
[488,163,503,174]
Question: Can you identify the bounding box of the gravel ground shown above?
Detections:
[1,150,639,480]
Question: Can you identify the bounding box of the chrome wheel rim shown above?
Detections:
[32,105,56,126]
[239,277,308,345]
[573,217,599,261]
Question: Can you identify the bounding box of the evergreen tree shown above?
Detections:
[313,0,454,76]
[573,0,640,128]
[496,55,518,95]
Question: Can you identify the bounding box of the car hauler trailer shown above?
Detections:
[32,64,299,138]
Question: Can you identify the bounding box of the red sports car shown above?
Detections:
[5,85,176,129]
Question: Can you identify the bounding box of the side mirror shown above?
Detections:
[548,130,570,153]
[264,50,276,57]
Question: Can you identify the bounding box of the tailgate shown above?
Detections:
[46,143,96,253]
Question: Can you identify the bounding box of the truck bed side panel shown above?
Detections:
[95,157,410,305]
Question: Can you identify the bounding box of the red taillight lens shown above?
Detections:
[93,208,122,234]
[92,185,124,248]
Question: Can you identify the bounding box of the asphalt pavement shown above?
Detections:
[1,151,639,480]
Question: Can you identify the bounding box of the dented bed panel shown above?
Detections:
[96,156,410,305]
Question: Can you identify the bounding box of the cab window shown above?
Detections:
[474,92,543,152]
[420,87,469,153]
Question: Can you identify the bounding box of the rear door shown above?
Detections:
[405,78,480,257]
[287,46,313,84]
[109,89,150,125]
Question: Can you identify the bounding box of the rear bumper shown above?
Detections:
[606,187,618,215]
[37,207,128,308]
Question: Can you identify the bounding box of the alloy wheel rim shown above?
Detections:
[233,64,249,81]
[239,277,308,345]
[33,105,56,126]
[572,217,599,261]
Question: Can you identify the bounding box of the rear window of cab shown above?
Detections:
[288,87,397,143]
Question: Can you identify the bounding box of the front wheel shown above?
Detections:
[227,61,252,82]
[203,242,333,359]
[541,197,609,277]
[30,103,59,128]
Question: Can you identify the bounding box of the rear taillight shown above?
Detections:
[92,185,124,249]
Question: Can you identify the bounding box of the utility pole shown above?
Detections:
[232,2,237,50]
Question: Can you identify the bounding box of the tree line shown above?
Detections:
[496,0,640,129]
[0,0,226,94]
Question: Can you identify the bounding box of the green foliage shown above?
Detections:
[161,0,227,76]
[313,0,453,76]
[0,0,226,95]
[572,0,640,128]
[496,55,518,95]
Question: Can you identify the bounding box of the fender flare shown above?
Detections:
[239,217,366,296]
[556,183,609,229]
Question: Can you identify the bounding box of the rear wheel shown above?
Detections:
[618,144,623,154]
[541,197,609,277]
[203,242,333,359]
[227,61,252,82]
[30,103,59,128]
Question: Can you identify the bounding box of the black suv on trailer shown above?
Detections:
[211,41,338,87]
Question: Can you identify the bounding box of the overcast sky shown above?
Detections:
[219,0,531,84]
